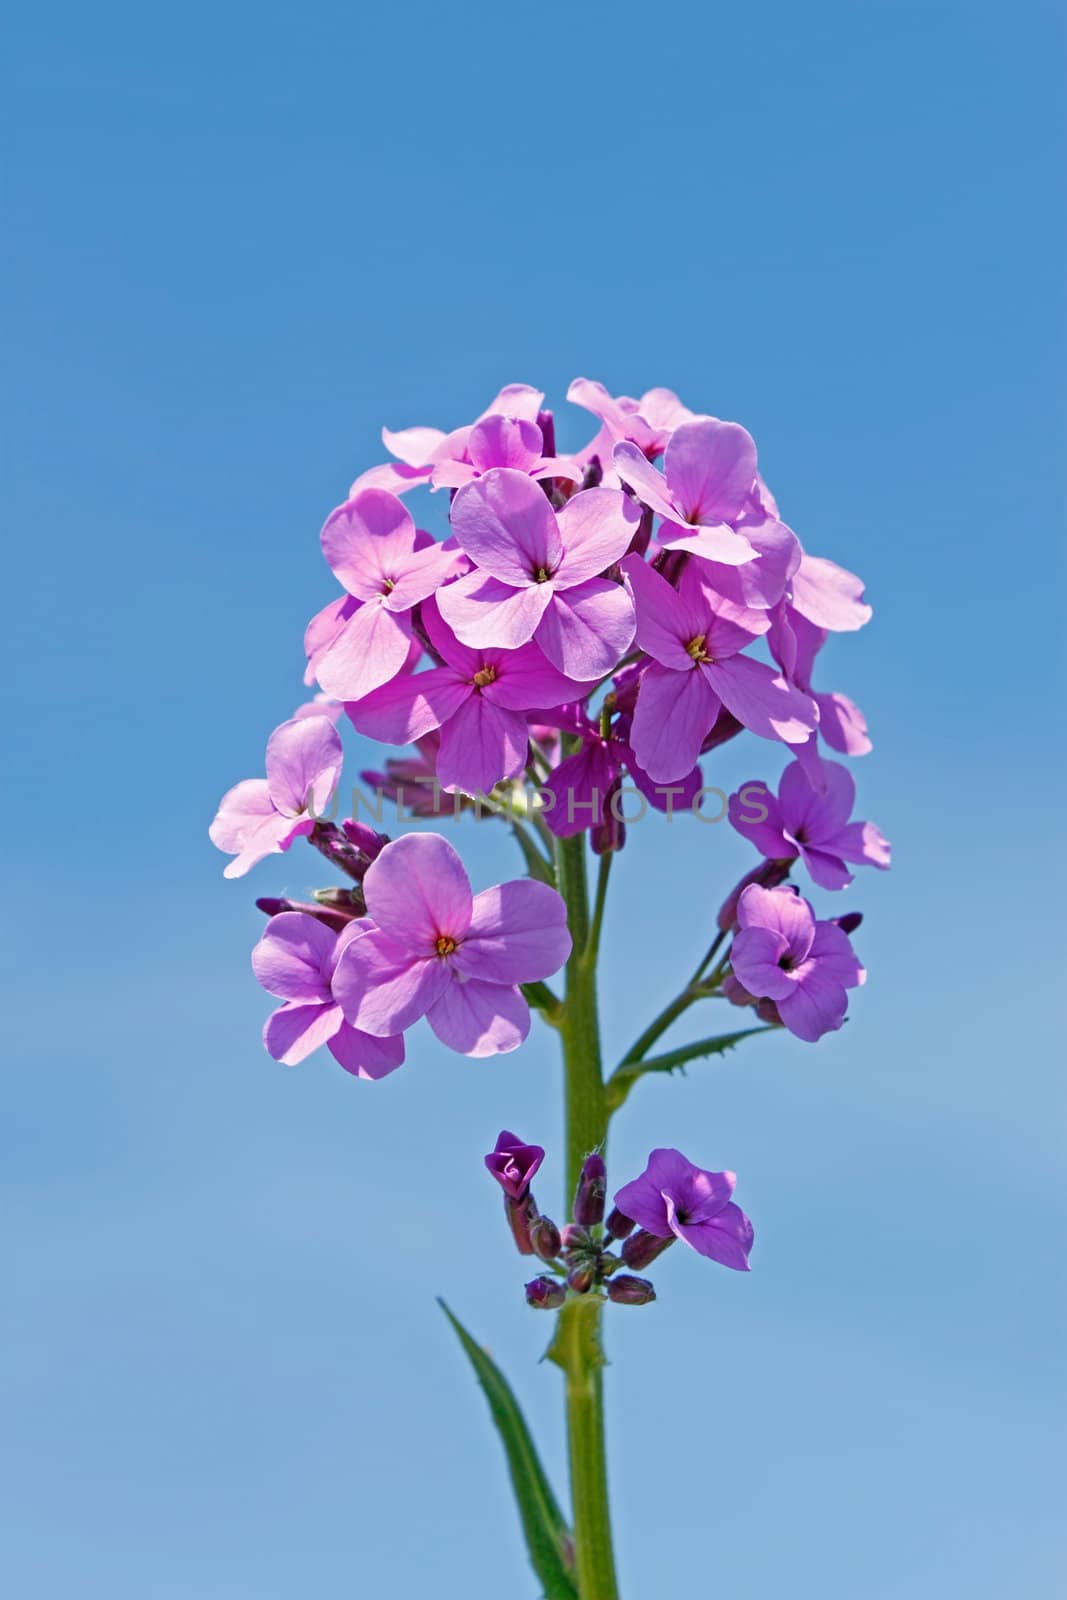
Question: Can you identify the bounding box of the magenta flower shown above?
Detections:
[252,913,405,1078]
[347,598,588,794]
[729,757,891,890]
[209,715,342,878]
[769,606,872,757]
[613,1149,754,1271]
[567,376,695,462]
[333,832,572,1057]
[613,417,761,565]
[539,705,702,840]
[312,489,460,701]
[350,383,546,497]
[436,469,641,679]
[485,1130,545,1199]
[622,555,817,782]
[430,413,580,491]
[730,883,865,1042]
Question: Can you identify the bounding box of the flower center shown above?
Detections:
[533,565,552,583]
[381,577,395,593]
[472,665,497,689]
[434,934,457,957]
[778,954,796,971]
[685,634,711,663]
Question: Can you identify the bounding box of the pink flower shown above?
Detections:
[436,469,641,679]
[613,417,761,565]
[430,413,580,491]
[252,913,404,1078]
[622,555,818,783]
[567,376,696,468]
[730,884,865,1042]
[729,757,891,890]
[312,489,460,701]
[347,598,589,794]
[350,383,546,497]
[332,833,572,1057]
[209,716,342,879]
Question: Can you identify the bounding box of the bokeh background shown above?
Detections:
[3,2,1064,1595]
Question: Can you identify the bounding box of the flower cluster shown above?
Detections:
[486,1132,754,1308]
[211,375,889,1063]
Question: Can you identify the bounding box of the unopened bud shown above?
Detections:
[560,1223,591,1254]
[607,1274,657,1306]
[566,1260,596,1295]
[573,1153,607,1227]
[530,1215,562,1263]
[312,885,366,917]
[254,895,355,933]
[536,409,557,457]
[717,858,792,932]
[621,1230,675,1271]
[605,1207,635,1241]
[833,911,863,934]
[505,1193,539,1257]
[341,819,388,860]
[525,1275,566,1310]
[755,998,783,1026]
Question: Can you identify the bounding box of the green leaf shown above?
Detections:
[439,1300,578,1598]
[605,1026,772,1111]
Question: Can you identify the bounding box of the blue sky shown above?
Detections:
[3,1,1064,1595]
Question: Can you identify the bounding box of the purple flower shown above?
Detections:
[622,555,818,783]
[436,469,641,679]
[730,883,865,1042]
[430,413,581,491]
[485,1130,545,1199]
[768,606,872,757]
[350,384,546,497]
[332,832,572,1057]
[347,598,589,795]
[729,757,891,890]
[312,489,460,701]
[251,913,405,1078]
[537,703,703,842]
[613,417,761,565]
[567,376,696,466]
[613,1149,754,1271]
[209,715,343,878]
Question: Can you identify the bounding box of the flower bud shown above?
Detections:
[566,1260,596,1295]
[505,1193,539,1257]
[607,1274,657,1306]
[485,1131,545,1200]
[717,859,791,932]
[312,885,366,918]
[254,895,354,933]
[833,911,863,935]
[536,409,556,457]
[755,998,783,1026]
[605,1207,635,1241]
[525,1275,566,1311]
[573,1153,607,1227]
[621,1230,675,1271]
[560,1223,591,1254]
[530,1215,562,1263]
[341,819,388,861]
[722,972,758,1009]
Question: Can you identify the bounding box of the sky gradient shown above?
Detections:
[3,2,1065,1596]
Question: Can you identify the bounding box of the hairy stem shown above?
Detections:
[554,830,620,1600]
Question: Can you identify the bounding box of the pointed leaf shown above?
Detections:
[439,1300,577,1598]
[605,1027,772,1110]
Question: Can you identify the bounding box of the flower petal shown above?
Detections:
[611,443,680,522]
[534,580,636,679]
[320,490,417,599]
[436,694,528,794]
[252,911,336,1001]
[664,418,757,525]
[436,570,553,650]
[346,668,470,746]
[263,1000,344,1065]
[673,1201,753,1270]
[327,1022,406,1080]
[706,655,818,745]
[630,662,719,784]
[554,488,641,585]
[426,978,531,1058]
[265,715,343,817]
[314,603,414,701]
[362,831,473,949]
[790,555,872,632]
[455,879,572,984]
[777,969,849,1041]
[729,925,797,1001]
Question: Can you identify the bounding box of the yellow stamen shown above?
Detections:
[685,634,711,662]
[435,934,457,957]
[472,665,497,689]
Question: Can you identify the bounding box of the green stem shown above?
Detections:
[554,830,620,1600]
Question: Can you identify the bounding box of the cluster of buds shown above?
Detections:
[485,1136,657,1310]
[486,1133,756,1300]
